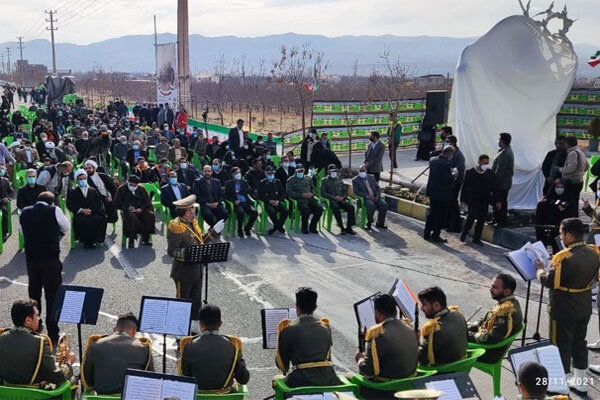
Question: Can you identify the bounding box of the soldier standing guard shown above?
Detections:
[167,195,224,331]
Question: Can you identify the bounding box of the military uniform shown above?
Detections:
[0,327,69,387]
[537,242,600,372]
[286,174,323,232]
[419,307,468,366]
[275,314,340,388]
[179,330,249,392]
[468,295,523,363]
[320,175,355,230]
[81,332,153,394]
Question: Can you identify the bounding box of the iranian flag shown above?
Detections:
[589,50,600,68]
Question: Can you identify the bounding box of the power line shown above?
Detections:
[58,0,100,25]
[55,0,95,21]
[60,0,116,28]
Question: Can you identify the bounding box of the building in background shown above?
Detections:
[15,60,48,87]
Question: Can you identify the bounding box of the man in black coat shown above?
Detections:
[67,169,108,248]
[460,155,494,245]
[166,104,175,130]
[541,136,567,195]
[228,119,245,155]
[258,166,289,235]
[193,165,229,227]
[275,155,295,195]
[175,157,200,190]
[244,158,264,193]
[17,169,46,210]
[161,171,189,219]
[424,146,456,242]
[224,167,258,237]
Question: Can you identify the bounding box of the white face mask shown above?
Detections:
[480,164,490,171]
[555,187,565,195]
[330,172,338,179]
[234,173,242,180]
[128,184,138,192]
[359,171,367,178]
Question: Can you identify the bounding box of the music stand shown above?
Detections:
[51,285,104,363]
[412,372,481,399]
[184,242,231,303]
[122,368,197,400]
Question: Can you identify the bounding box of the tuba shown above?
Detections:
[54,334,74,378]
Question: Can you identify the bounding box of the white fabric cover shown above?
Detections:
[448,15,577,209]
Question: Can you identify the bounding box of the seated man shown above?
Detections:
[286,164,323,234]
[0,299,75,387]
[193,165,229,228]
[16,139,39,169]
[176,157,199,190]
[349,294,418,384]
[417,286,467,366]
[114,175,156,248]
[17,169,46,210]
[134,157,158,184]
[244,158,264,191]
[212,158,231,188]
[82,313,153,395]
[66,169,108,249]
[275,155,295,195]
[85,159,118,224]
[352,164,388,230]
[161,171,189,219]
[125,140,147,171]
[179,304,250,392]
[468,273,523,363]
[257,166,289,235]
[224,167,258,237]
[274,287,341,388]
[320,164,356,235]
[0,164,13,239]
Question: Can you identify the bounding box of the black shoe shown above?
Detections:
[84,243,95,249]
[302,228,310,234]
[238,230,244,238]
[128,238,135,248]
[432,237,448,243]
[142,241,152,247]
[340,228,347,235]
[375,223,388,229]
[365,222,372,230]
[473,239,484,246]
[268,228,276,235]
[459,232,467,242]
[244,228,252,236]
[346,227,356,235]
[424,233,431,241]
[278,227,286,234]
[309,228,319,234]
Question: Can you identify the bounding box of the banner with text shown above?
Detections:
[156,43,178,108]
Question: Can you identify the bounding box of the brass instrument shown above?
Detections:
[55,334,71,365]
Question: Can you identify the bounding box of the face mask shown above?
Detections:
[266,155,271,160]
[555,187,565,195]
[225,145,230,151]
[121,140,127,145]
[290,161,297,168]
[234,173,242,180]
[82,137,88,141]
[0,170,6,177]
[27,177,36,185]
[596,191,600,198]
[180,163,187,169]
[132,145,139,150]
[169,177,178,185]
[359,171,367,179]
[480,164,490,171]
[267,174,274,181]
[258,140,264,145]
[282,162,290,168]
[243,144,249,150]
[128,184,138,191]
[330,172,338,179]
[41,137,47,142]
[296,172,304,179]
[322,138,327,143]
[212,165,220,172]
[78,179,88,188]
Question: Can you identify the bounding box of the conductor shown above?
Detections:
[167,195,224,331]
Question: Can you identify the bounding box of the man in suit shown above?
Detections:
[161,171,189,219]
[364,131,385,182]
[244,158,264,192]
[67,169,108,248]
[387,112,403,168]
[85,159,118,224]
[274,287,340,388]
[126,141,148,171]
[258,166,289,235]
[228,119,245,155]
[179,304,250,392]
[193,165,230,228]
[0,164,13,239]
[0,299,75,387]
[176,157,200,190]
[81,313,153,395]
[352,165,388,230]
[286,164,323,234]
[491,132,514,227]
[424,146,455,243]
[211,158,232,188]
[275,155,295,194]
[168,138,188,164]
[16,139,39,169]
[225,167,258,237]
[17,169,46,210]
[460,154,494,245]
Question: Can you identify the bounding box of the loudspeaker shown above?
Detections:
[423,90,448,125]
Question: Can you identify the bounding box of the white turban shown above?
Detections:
[45,141,55,149]
[84,160,98,169]
[74,169,87,179]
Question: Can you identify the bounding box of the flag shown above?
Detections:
[589,50,600,67]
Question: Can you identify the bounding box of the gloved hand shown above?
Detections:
[213,219,225,234]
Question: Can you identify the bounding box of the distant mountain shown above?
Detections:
[3,33,599,77]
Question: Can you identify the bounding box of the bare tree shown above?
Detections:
[213,52,230,125]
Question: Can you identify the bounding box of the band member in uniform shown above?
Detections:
[67,169,108,248]
[167,195,224,330]
[468,274,523,363]
[179,304,250,393]
[417,286,467,366]
[274,287,341,388]
[0,299,75,387]
[535,217,600,394]
[114,175,155,248]
[81,313,153,395]
[84,159,118,224]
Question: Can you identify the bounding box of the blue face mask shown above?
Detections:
[169,177,178,185]
[132,145,139,150]
[290,161,297,168]
[78,179,88,188]
[296,172,304,179]
[359,171,367,179]
[27,177,36,185]
[225,145,230,150]
[266,174,274,181]
[180,163,187,169]
[212,164,220,172]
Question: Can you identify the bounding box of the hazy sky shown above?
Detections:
[4,0,599,47]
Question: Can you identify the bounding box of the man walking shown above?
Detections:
[424,146,455,242]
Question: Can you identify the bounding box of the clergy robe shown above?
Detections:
[87,172,118,223]
[114,184,156,239]
[66,186,108,245]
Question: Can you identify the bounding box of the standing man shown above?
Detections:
[460,154,494,245]
[541,136,567,195]
[491,132,514,227]
[559,136,588,218]
[535,218,600,394]
[445,135,465,233]
[257,166,289,235]
[387,112,402,169]
[19,191,70,344]
[228,119,245,155]
[286,164,323,234]
[85,160,118,225]
[424,146,455,242]
[167,195,223,331]
[320,164,356,235]
[363,131,385,182]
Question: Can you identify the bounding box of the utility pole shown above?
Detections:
[153,15,158,47]
[5,48,11,75]
[0,54,4,75]
[177,0,191,112]
[17,36,24,87]
[46,10,58,76]
[17,37,24,61]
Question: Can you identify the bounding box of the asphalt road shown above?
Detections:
[0,209,598,399]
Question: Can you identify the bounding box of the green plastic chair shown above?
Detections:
[257,199,291,234]
[273,374,359,400]
[270,155,282,168]
[290,199,324,233]
[467,324,525,398]
[5,199,12,236]
[349,369,437,397]
[584,154,600,191]
[0,381,72,399]
[419,348,486,374]
[81,391,119,400]
[2,136,14,147]
[15,169,28,188]
[224,197,259,235]
[196,384,249,399]
[141,182,164,220]
[147,147,157,163]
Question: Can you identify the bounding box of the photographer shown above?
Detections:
[535,179,570,251]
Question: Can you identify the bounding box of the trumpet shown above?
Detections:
[55,334,71,365]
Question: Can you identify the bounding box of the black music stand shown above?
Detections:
[413,372,481,399]
[51,285,104,363]
[184,242,231,303]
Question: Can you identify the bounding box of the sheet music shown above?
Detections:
[356,298,377,329]
[165,301,192,336]
[392,280,417,322]
[595,234,600,246]
[425,379,462,400]
[263,309,293,349]
[524,241,550,267]
[510,350,538,378]
[537,346,568,393]
[140,299,168,334]
[123,375,162,400]
[160,379,196,400]
[507,241,547,281]
[59,290,85,323]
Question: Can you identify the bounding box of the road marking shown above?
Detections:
[0,277,28,287]
[105,237,144,280]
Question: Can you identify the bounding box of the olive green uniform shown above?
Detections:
[179,331,249,392]
[81,332,153,394]
[167,217,215,320]
[419,307,468,366]
[320,177,355,229]
[468,295,523,363]
[286,176,323,231]
[275,314,340,388]
[537,242,600,372]
[0,327,69,387]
